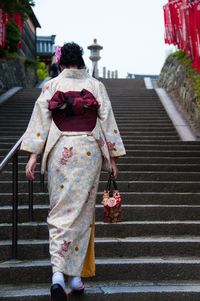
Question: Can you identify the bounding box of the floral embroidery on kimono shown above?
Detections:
[59,241,72,258]
[107,141,117,151]
[60,146,73,165]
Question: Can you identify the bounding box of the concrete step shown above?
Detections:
[1,281,200,301]
[1,257,200,283]
[1,221,200,240]
[0,127,178,133]
[1,192,200,206]
[1,180,200,193]
[1,170,200,182]
[0,130,179,137]
[2,204,200,223]
[1,140,200,153]
[4,143,200,151]
[3,162,200,173]
[1,236,200,261]
[122,140,200,145]
[3,156,200,168]
[124,144,200,150]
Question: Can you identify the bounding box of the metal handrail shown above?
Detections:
[0,135,44,259]
[0,136,23,173]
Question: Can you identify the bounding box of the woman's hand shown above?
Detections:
[110,157,119,178]
[25,153,37,181]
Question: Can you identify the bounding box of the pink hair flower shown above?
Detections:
[55,46,62,63]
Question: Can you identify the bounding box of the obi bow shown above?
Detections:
[48,89,99,116]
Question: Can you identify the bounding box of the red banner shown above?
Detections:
[0,9,23,49]
[14,13,23,49]
[163,0,200,72]
[0,8,7,48]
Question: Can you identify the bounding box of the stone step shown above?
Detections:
[1,140,200,151]
[2,139,199,146]
[121,135,180,140]
[2,204,200,223]
[4,143,200,152]
[0,122,175,128]
[1,257,200,283]
[4,156,200,165]
[118,157,200,164]
[1,221,200,240]
[4,162,200,173]
[113,110,168,114]
[1,170,200,182]
[0,131,179,137]
[0,127,178,134]
[122,140,200,145]
[1,180,200,193]
[1,192,200,206]
[0,134,180,141]
[1,236,200,261]
[124,144,200,150]
[1,281,200,301]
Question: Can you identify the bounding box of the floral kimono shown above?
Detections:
[20,68,126,278]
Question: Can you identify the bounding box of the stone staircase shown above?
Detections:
[1,80,200,300]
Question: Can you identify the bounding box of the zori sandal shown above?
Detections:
[50,283,68,301]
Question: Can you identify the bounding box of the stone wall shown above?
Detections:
[158,55,200,135]
[0,58,37,90]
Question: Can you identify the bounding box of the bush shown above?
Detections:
[36,58,48,80]
[25,58,37,69]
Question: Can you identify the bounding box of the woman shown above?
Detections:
[21,42,126,301]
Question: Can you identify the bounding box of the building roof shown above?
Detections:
[29,7,41,28]
[37,35,56,42]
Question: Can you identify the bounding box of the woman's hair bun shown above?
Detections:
[59,42,85,69]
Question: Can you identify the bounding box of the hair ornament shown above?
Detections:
[55,46,62,63]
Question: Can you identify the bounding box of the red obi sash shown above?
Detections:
[48,89,99,131]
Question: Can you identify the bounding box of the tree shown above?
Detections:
[0,0,35,20]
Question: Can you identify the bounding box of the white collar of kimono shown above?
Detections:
[59,68,90,79]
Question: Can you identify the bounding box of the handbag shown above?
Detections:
[101,173,122,223]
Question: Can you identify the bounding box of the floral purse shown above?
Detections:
[101,173,122,223]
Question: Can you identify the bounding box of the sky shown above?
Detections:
[33,0,173,78]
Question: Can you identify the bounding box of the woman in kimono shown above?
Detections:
[21,42,126,301]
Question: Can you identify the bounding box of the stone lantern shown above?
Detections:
[88,39,103,78]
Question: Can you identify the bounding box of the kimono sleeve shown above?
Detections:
[20,83,53,155]
[97,81,126,158]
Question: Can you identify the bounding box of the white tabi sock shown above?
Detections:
[69,276,84,290]
[52,272,66,290]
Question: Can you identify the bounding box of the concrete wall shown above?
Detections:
[158,55,200,134]
[0,58,37,90]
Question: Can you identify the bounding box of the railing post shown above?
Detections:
[12,152,18,259]
[28,180,34,222]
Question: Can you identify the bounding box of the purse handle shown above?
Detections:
[106,173,118,191]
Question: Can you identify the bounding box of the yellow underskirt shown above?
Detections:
[81,223,95,277]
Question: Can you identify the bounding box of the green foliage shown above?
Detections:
[25,58,37,69]
[171,50,191,66]
[6,20,21,53]
[171,50,186,59]
[36,57,48,80]
[171,50,200,109]
[0,0,35,20]
[0,48,19,60]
